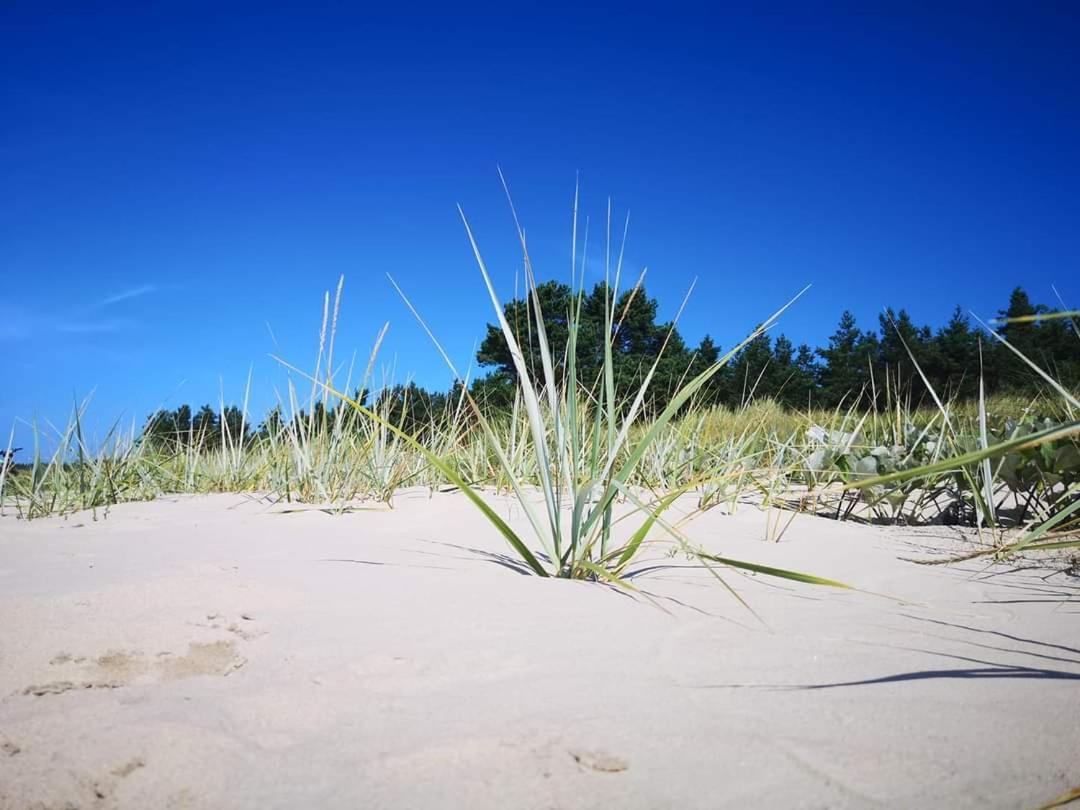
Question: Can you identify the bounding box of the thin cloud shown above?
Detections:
[97,284,156,307]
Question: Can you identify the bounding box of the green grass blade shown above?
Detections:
[610,485,687,572]
[844,421,1080,492]
[698,553,855,589]
[272,357,549,577]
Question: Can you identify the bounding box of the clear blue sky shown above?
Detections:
[4,4,1079,449]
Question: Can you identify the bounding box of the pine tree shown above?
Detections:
[192,405,218,448]
[878,308,933,403]
[728,331,773,405]
[817,311,879,407]
[996,287,1040,390]
[792,344,819,408]
[476,281,698,411]
[933,307,981,398]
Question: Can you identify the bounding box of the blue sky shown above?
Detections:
[4,4,1079,450]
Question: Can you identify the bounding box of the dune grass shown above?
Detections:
[305,188,848,589]
[5,381,1075,547]
[3,190,1077,583]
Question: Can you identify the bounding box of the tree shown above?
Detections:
[878,308,933,404]
[470,371,517,414]
[475,281,699,411]
[988,286,1080,390]
[144,280,1080,449]
[694,334,720,368]
[791,343,819,408]
[1038,313,1080,388]
[817,311,879,407]
[141,403,252,450]
[933,307,981,399]
[727,331,773,405]
[220,405,249,445]
[142,404,193,449]
[689,334,726,405]
[259,406,286,439]
[476,280,577,385]
[769,334,817,408]
[173,404,192,438]
[995,287,1040,390]
[192,405,218,447]
[374,382,448,438]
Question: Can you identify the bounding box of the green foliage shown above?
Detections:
[476,280,717,412]
[932,307,981,399]
[134,285,1078,470]
[143,403,250,451]
[4,208,1077,577]
[373,382,450,440]
[993,417,1080,519]
[816,310,880,406]
[799,407,1080,536]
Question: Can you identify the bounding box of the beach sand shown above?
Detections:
[1,490,1077,809]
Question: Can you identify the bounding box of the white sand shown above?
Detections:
[1,490,1077,809]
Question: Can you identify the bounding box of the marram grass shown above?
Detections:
[3,190,1078,585]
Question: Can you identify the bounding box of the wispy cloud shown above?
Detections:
[0,306,140,342]
[97,284,156,307]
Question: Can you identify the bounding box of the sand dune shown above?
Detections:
[1,491,1077,809]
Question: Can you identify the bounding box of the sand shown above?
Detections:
[0,489,1077,809]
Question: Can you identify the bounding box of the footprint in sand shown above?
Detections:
[194,611,266,641]
[111,757,146,778]
[569,749,630,773]
[82,757,148,803]
[21,642,246,696]
[18,612,259,697]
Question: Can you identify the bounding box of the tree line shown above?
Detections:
[142,384,460,449]
[470,283,1079,409]
[142,284,1079,447]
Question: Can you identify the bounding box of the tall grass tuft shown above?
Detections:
[291,179,851,594]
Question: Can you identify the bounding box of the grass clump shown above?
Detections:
[3,181,1077,584]
[290,178,850,593]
